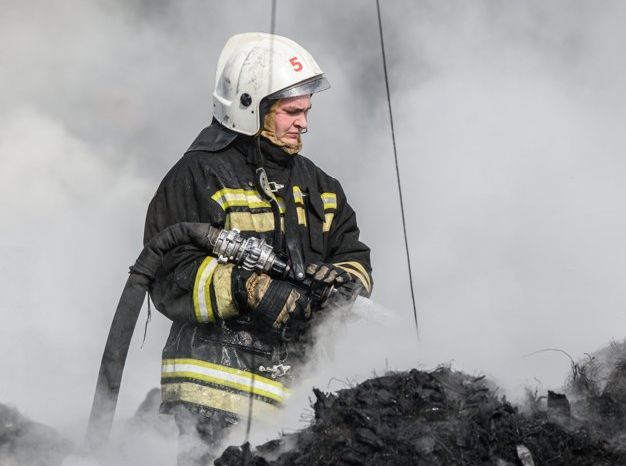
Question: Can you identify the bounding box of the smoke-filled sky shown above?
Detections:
[2,0,626,459]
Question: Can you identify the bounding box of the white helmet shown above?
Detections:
[212,32,330,136]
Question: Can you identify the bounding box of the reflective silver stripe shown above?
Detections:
[196,258,218,322]
[321,192,337,210]
[211,188,271,210]
[161,359,288,403]
[293,186,305,204]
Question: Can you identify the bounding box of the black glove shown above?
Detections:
[305,262,350,287]
[305,262,351,308]
[232,268,311,330]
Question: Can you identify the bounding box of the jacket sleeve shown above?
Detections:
[325,182,373,297]
[143,156,243,323]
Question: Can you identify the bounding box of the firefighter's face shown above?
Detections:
[273,95,311,145]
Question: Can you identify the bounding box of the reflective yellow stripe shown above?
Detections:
[296,206,307,226]
[293,186,305,205]
[322,212,334,232]
[161,358,288,403]
[162,382,280,417]
[212,263,238,320]
[162,358,286,391]
[193,257,218,323]
[275,197,286,214]
[321,192,337,210]
[225,211,276,232]
[211,188,271,211]
[334,261,372,294]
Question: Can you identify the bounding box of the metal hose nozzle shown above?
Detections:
[208,227,290,278]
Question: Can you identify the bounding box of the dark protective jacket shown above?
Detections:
[144,122,372,419]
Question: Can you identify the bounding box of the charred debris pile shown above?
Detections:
[217,353,626,466]
[0,403,72,466]
[2,342,626,466]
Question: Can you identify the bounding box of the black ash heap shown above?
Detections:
[216,362,626,466]
[0,403,72,466]
[3,340,626,465]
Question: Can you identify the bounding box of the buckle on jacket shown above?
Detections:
[267,181,284,192]
[258,363,291,379]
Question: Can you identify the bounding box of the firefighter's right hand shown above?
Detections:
[232,269,311,330]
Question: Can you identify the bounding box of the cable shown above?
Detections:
[375,0,419,338]
[244,0,278,446]
[244,353,256,443]
[270,0,277,35]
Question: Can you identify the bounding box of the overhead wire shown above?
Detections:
[375,0,420,339]
[244,0,278,446]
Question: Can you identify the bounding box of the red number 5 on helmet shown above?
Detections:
[289,56,303,72]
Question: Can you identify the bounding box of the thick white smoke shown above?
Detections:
[2,0,626,463]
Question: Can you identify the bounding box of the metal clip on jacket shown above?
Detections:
[258,363,291,379]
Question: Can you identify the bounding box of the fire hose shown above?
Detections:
[85,222,360,449]
[208,226,363,327]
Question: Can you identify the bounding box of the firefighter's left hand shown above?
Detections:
[305,262,350,288]
[305,262,351,309]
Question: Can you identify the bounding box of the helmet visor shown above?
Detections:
[268,75,330,100]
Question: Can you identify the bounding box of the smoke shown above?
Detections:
[381,0,626,392]
[220,299,415,448]
[2,0,626,463]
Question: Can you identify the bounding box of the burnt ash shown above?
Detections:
[0,403,72,466]
[569,358,626,446]
[215,367,626,466]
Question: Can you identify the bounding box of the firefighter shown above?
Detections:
[144,33,372,465]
